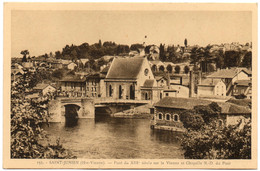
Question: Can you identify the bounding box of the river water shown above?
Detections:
[43,115,184,159]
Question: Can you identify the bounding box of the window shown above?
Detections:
[161,80,164,83]
[144,68,149,76]
[150,108,154,114]
[166,93,169,97]
[166,114,171,121]
[173,114,179,122]
[158,113,163,120]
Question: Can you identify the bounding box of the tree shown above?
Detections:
[215,49,225,69]
[98,39,102,48]
[130,43,144,51]
[224,50,241,68]
[184,65,190,74]
[174,65,181,74]
[21,50,29,62]
[180,110,205,131]
[166,65,173,73]
[184,38,188,47]
[55,51,62,59]
[11,72,75,158]
[241,51,252,69]
[181,120,251,159]
[159,44,166,61]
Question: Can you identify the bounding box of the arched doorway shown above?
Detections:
[130,85,135,100]
[109,85,112,97]
[119,85,122,99]
[64,104,80,127]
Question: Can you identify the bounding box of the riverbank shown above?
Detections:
[111,104,153,119]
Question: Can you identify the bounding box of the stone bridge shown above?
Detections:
[48,97,150,122]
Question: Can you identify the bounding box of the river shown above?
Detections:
[43,115,184,159]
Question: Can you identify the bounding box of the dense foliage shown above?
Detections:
[181,120,251,159]
[11,72,75,159]
[180,102,251,159]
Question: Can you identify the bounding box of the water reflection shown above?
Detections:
[43,115,184,159]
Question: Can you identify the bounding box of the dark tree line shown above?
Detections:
[190,46,252,72]
[54,41,131,61]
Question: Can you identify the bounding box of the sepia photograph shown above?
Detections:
[3,2,257,169]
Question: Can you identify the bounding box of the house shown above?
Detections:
[67,62,77,70]
[60,75,86,97]
[166,75,190,98]
[11,63,24,70]
[197,78,226,97]
[22,62,34,68]
[11,68,25,81]
[85,73,106,98]
[33,83,56,96]
[104,57,156,100]
[207,68,251,96]
[50,61,63,69]
[151,97,251,132]
[232,80,252,99]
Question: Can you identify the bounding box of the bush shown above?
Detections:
[181,120,251,159]
[180,110,205,131]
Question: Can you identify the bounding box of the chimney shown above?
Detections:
[189,71,195,97]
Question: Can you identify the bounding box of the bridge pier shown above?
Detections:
[48,98,95,122]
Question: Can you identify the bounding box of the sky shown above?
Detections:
[11,10,252,57]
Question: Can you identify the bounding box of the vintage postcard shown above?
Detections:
[3,2,257,169]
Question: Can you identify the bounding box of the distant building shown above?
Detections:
[198,78,226,97]
[11,68,25,81]
[60,76,86,97]
[207,68,251,96]
[67,62,77,70]
[166,75,189,98]
[33,83,56,96]
[233,80,252,99]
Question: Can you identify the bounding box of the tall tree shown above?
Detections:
[184,38,188,47]
[21,50,29,62]
[241,51,252,69]
[159,44,166,61]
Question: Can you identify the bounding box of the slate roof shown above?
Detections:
[154,97,251,114]
[106,57,145,79]
[207,68,249,79]
[143,79,154,88]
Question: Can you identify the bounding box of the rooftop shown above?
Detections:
[33,83,55,90]
[60,75,86,82]
[207,68,251,79]
[106,57,145,80]
[154,97,251,114]
[234,80,252,86]
[143,79,154,88]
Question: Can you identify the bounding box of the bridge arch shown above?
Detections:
[63,104,81,126]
